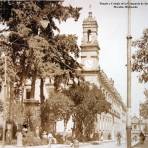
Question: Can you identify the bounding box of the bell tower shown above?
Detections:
[81,9,100,71]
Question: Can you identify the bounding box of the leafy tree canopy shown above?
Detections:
[42,91,74,122]
[0,99,3,112]
[140,89,148,119]
[41,90,74,131]
[0,1,81,98]
[41,82,111,140]
[64,82,111,140]
[132,28,148,83]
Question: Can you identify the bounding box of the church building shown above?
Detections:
[56,10,127,140]
[79,10,127,140]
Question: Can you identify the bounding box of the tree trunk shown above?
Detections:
[75,116,83,141]
[6,82,14,144]
[40,78,45,130]
[8,82,12,121]
[30,70,37,99]
[40,78,45,104]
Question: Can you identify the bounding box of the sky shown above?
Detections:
[58,0,148,115]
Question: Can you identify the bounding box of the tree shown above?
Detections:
[132,28,148,83]
[64,82,111,141]
[140,89,148,119]
[0,2,82,146]
[41,91,74,132]
[0,1,81,130]
[0,1,81,99]
[0,99,3,112]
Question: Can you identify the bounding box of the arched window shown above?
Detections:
[87,29,92,42]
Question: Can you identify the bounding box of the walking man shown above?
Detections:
[48,132,53,148]
[116,132,121,145]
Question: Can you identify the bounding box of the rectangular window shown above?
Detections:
[81,56,87,58]
[91,56,98,58]
[26,89,31,99]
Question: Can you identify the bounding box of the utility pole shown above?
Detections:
[126,0,132,148]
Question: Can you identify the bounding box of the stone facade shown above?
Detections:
[131,116,148,142]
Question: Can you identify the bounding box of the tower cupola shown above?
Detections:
[82,10,98,45]
[80,8,100,71]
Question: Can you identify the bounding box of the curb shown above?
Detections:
[78,140,114,146]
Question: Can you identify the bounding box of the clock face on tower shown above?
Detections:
[84,60,93,69]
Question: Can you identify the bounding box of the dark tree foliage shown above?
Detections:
[0,1,81,100]
[0,99,3,112]
[132,28,148,83]
[64,82,111,141]
[0,0,81,132]
[140,102,148,119]
[42,82,111,140]
[140,89,148,119]
[0,1,12,21]
[41,91,74,131]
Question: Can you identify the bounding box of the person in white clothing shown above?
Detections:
[100,132,103,141]
[47,132,53,148]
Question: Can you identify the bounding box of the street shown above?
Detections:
[0,141,126,148]
[34,141,126,148]
[78,141,126,148]
[133,138,148,148]
[1,140,143,148]
[41,141,126,148]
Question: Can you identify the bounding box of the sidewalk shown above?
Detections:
[1,139,139,148]
[0,140,124,148]
[133,139,148,148]
[0,144,69,148]
[0,140,116,148]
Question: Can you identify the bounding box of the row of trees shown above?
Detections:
[132,28,148,119]
[132,28,148,83]
[42,82,110,140]
[0,0,111,142]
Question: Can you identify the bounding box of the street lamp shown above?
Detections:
[0,51,7,147]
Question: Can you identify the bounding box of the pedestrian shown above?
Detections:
[139,132,145,144]
[100,132,103,141]
[70,141,74,148]
[22,126,28,137]
[16,131,23,146]
[73,139,79,148]
[116,132,121,145]
[47,132,53,148]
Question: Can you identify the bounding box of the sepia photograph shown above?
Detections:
[0,0,147,148]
